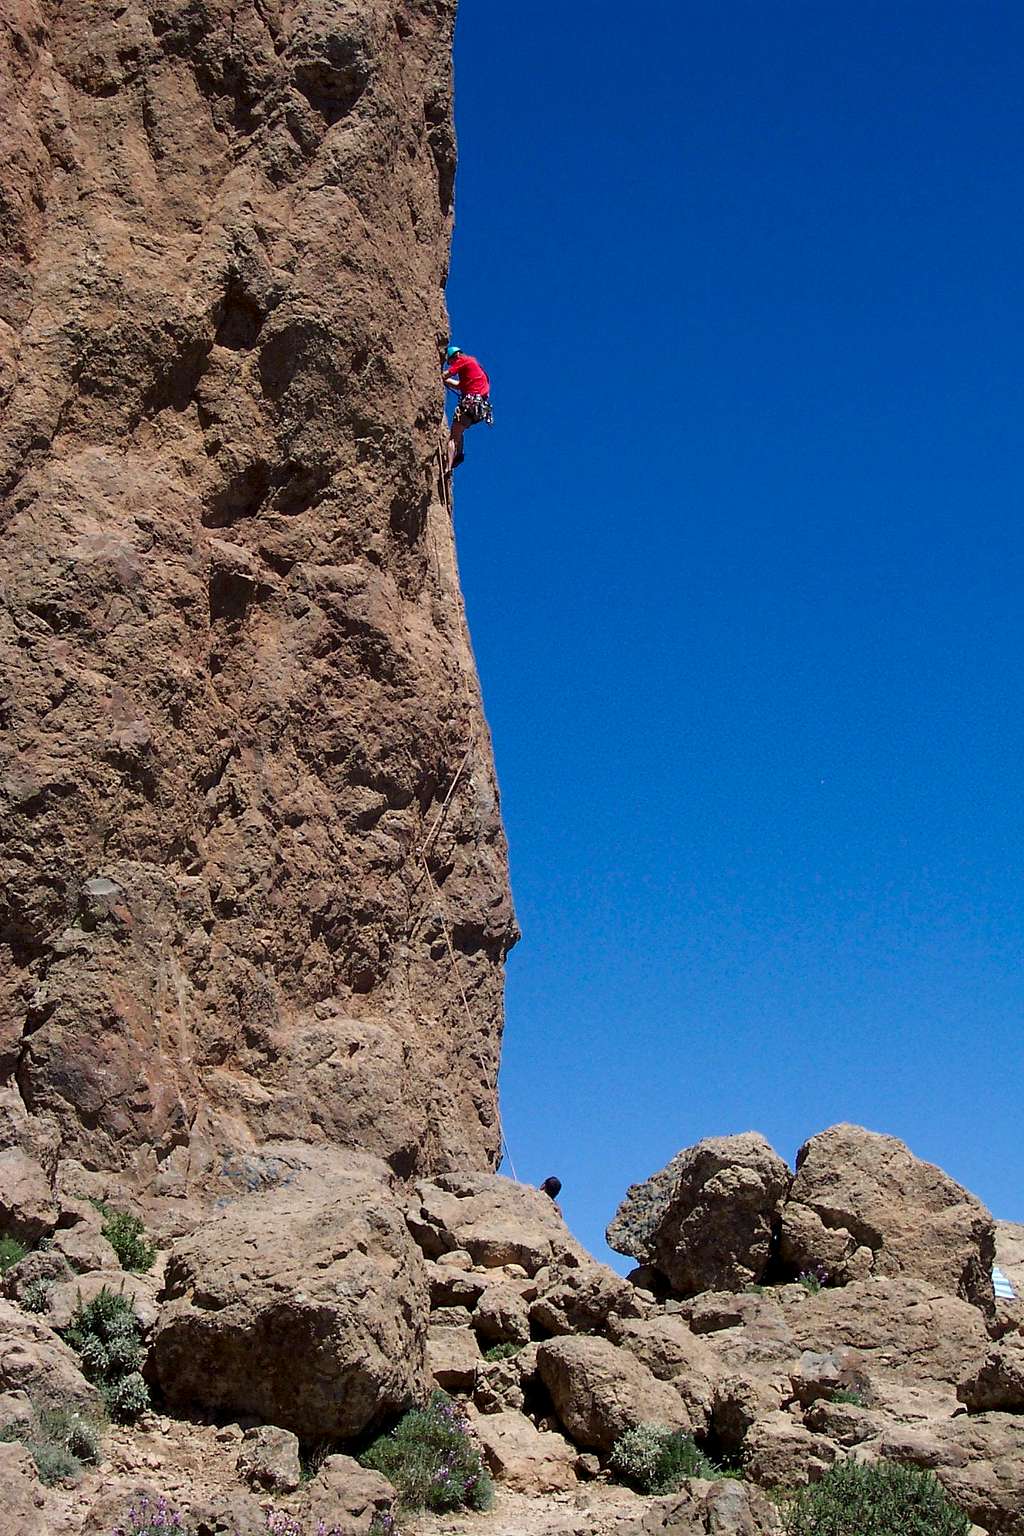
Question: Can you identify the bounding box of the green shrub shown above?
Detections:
[482,1341,522,1362]
[98,1209,156,1273]
[783,1459,970,1536]
[609,1424,736,1494]
[360,1391,493,1513]
[21,1278,52,1313]
[62,1286,149,1423]
[0,1400,104,1486]
[829,1388,867,1407]
[0,1234,29,1273]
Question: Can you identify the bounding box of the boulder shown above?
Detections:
[473,1343,537,1414]
[536,1334,691,1453]
[531,1258,646,1336]
[789,1346,871,1407]
[408,1174,585,1274]
[607,1314,718,1432]
[0,1441,49,1535]
[783,1276,991,1389]
[2,1250,72,1307]
[51,1221,120,1275]
[0,1298,100,1409]
[712,1375,786,1455]
[471,1408,578,1492]
[236,1424,302,1493]
[152,1167,428,1438]
[0,1147,56,1243]
[303,1454,396,1533]
[741,1412,840,1488]
[472,1280,532,1346]
[780,1125,995,1312]
[957,1336,1024,1412]
[607,1134,792,1295]
[623,1476,784,1534]
[426,1325,481,1392]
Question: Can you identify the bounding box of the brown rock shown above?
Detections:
[0,1298,100,1408]
[741,1412,839,1488]
[607,1134,792,1295]
[473,1281,532,1347]
[152,1166,427,1437]
[0,0,515,1187]
[409,1174,584,1274]
[236,1424,302,1493]
[473,1344,537,1415]
[608,1314,718,1433]
[536,1335,692,1453]
[957,1336,1024,1412]
[712,1375,786,1455]
[471,1408,578,1493]
[623,1478,783,1535]
[0,1441,50,1535]
[789,1346,871,1407]
[426,1325,481,1392]
[784,1276,991,1389]
[780,1125,995,1312]
[303,1454,396,1532]
[531,1258,647,1336]
[50,1221,120,1275]
[0,1148,56,1243]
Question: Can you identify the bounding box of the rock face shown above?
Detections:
[0,0,516,1186]
[607,1134,792,1294]
[152,1159,428,1437]
[781,1125,996,1311]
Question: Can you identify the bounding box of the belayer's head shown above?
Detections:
[445,344,462,362]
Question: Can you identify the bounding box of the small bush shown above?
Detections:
[62,1286,149,1423]
[481,1341,522,1362]
[797,1266,829,1294]
[21,1278,52,1313]
[783,1459,970,1536]
[112,1493,191,1533]
[0,1400,104,1486]
[0,1234,29,1273]
[99,1209,156,1274]
[360,1391,493,1514]
[609,1424,735,1494]
[829,1387,867,1407]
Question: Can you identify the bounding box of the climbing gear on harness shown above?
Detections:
[455,394,494,428]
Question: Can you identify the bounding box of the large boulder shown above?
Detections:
[152,1165,428,1438]
[0,1298,100,1409]
[407,1174,585,1274]
[470,1408,578,1493]
[607,1135,792,1295]
[780,1125,995,1312]
[0,1441,50,1536]
[958,1337,1024,1412]
[536,1334,691,1453]
[622,1477,784,1535]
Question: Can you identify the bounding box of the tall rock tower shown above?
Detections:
[0,0,517,1194]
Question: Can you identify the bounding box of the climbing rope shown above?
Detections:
[402,437,518,1183]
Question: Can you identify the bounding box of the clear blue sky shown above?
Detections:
[446,1,1024,1269]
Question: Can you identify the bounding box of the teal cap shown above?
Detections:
[445,345,461,360]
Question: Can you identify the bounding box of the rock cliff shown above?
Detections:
[0,0,517,1188]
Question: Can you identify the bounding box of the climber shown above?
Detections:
[539,1176,562,1202]
[443,345,493,473]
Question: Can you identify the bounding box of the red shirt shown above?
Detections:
[446,353,490,396]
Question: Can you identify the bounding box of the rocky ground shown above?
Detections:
[2,1123,1022,1535]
